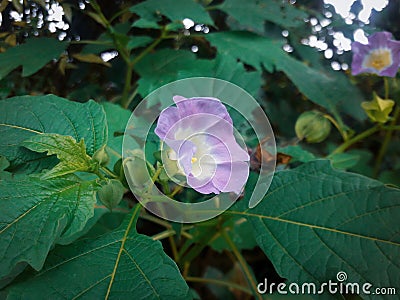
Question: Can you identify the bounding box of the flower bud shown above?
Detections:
[361,92,395,123]
[92,144,109,166]
[123,149,155,188]
[295,111,331,143]
[97,179,125,211]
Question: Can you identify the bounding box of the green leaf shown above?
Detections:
[240,160,400,294]
[127,36,153,50]
[135,49,261,97]
[0,176,98,279]
[102,102,133,168]
[278,145,317,163]
[0,95,108,173]
[6,207,191,300]
[0,38,67,79]
[0,156,12,180]
[328,152,360,170]
[135,49,212,96]
[22,133,95,179]
[218,0,307,32]
[130,0,213,28]
[210,217,257,252]
[207,31,282,72]
[206,31,365,120]
[277,55,366,121]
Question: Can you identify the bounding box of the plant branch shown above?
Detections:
[374,106,400,177]
[221,229,262,300]
[152,229,176,241]
[331,125,380,154]
[185,276,253,295]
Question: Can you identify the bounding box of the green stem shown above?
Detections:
[130,31,166,67]
[384,77,390,99]
[382,125,400,130]
[324,114,347,141]
[100,166,118,178]
[139,213,172,229]
[120,27,170,107]
[373,106,400,177]
[152,229,176,241]
[221,229,262,300]
[332,125,380,154]
[205,4,221,11]
[93,169,106,181]
[121,62,133,109]
[185,276,253,295]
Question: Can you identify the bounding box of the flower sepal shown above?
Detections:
[361,92,395,123]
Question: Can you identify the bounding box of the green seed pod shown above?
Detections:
[97,179,125,211]
[92,144,110,166]
[295,111,331,143]
[123,149,155,188]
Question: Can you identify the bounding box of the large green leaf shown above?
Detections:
[135,49,261,97]
[130,0,213,28]
[0,95,107,173]
[0,156,12,180]
[22,133,96,179]
[236,160,399,297]
[206,31,365,120]
[102,102,132,167]
[0,38,67,79]
[0,176,98,279]
[6,206,191,300]
[218,0,307,31]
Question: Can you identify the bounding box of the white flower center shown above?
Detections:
[363,48,392,71]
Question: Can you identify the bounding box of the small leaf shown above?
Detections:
[22,133,95,179]
[6,207,191,299]
[61,3,72,23]
[0,176,98,279]
[278,145,316,163]
[361,92,395,123]
[86,11,107,28]
[328,152,360,170]
[102,102,132,167]
[11,0,22,13]
[126,35,153,50]
[130,0,213,28]
[0,0,8,13]
[0,95,108,174]
[72,53,111,67]
[218,0,307,32]
[0,38,67,79]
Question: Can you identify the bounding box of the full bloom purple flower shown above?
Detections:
[351,31,400,77]
[155,95,250,195]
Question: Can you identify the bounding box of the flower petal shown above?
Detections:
[212,161,250,194]
[173,96,233,125]
[154,106,180,140]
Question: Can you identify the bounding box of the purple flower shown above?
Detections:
[351,31,400,77]
[155,95,250,195]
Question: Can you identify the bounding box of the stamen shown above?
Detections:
[191,157,198,163]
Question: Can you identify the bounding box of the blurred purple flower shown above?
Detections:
[351,31,400,77]
[155,95,250,195]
